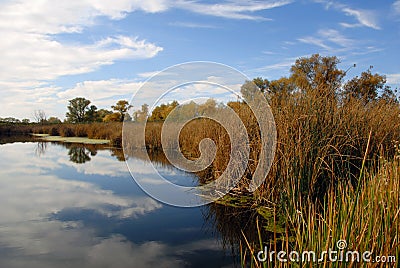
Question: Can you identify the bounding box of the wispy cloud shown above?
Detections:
[312,0,380,30]
[387,74,400,85]
[298,29,353,51]
[174,0,293,20]
[393,1,400,15]
[169,21,218,29]
[298,36,332,50]
[342,7,380,30]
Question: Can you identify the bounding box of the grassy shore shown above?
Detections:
[0,122,123,146]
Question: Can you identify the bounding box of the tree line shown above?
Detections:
[2,54,397,125]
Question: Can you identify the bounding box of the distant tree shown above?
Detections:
[253,77,270,93]
[85,105,98,122]
[66,97,91,123]
[240,80,260,102]
[379,88,398,104]
[21,118,30,124]
[103,112,121,122]
[33,109,47,124]
[96,109,113,122]
[134,104,149,122]
[111,100,132,122]
[342,69,388,104]
[198,99,217,115]
[149,101,179,121]
[47,117,62,124]
[290,54,344,95]
[0,117,21,124]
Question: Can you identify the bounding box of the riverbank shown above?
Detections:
[0,122,122,146]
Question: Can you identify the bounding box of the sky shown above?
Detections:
[0,0,399,120]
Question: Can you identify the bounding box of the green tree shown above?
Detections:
[253,77,270,93]
[47,117,62,124]
[111,100,132,122]
[66,97,91,123]
[96,109,113,122]
[85,105,98,122]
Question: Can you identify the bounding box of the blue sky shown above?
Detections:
[1,0,399,120]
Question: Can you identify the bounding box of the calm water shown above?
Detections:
[0,142,238,268]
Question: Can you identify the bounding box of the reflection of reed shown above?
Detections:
[204,203,269,252]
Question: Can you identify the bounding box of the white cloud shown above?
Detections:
[312,0,380,30]
[342,7,380,30]
[57,79,143,107]
[0,1,166,119]
[298,36,332,50]
[393,1,400,15]
[387,73,400,84]
[169,21,218,29]
[298,29,354,52]
[0,32,162,82]
[174,0,293,20]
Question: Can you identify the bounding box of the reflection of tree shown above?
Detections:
[34,142,48,156]
[68,146,93,164]
[110,148,126,161]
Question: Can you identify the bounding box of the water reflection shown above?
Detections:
[0,141,235,267]
[35,141,48,156]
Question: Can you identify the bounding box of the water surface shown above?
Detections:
[0,142,237,268]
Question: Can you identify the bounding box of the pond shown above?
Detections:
[0,141,249,268]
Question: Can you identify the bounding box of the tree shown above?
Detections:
[133,104,149,122]
[21,118,30,124]
[290,54,344,95]
[33,109,47,124]
[66,97,91,123]
[379,88,398,104]
[85,105,98,122]
[47,117,62,124]
[253,77,270,93]
[240,80,260,102]
[96,109,113,122]
[198,98,217,115]
[103,113,121,122]
[149,101,179,121]
[342,69,388,104]
[111,100,132,122]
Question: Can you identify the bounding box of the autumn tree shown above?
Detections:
[149,101,179,121]
[111,100,132,122]
[103,113,121,122]
[290,54,344,96]
[342,69,389,104]
[66,97,91,123]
